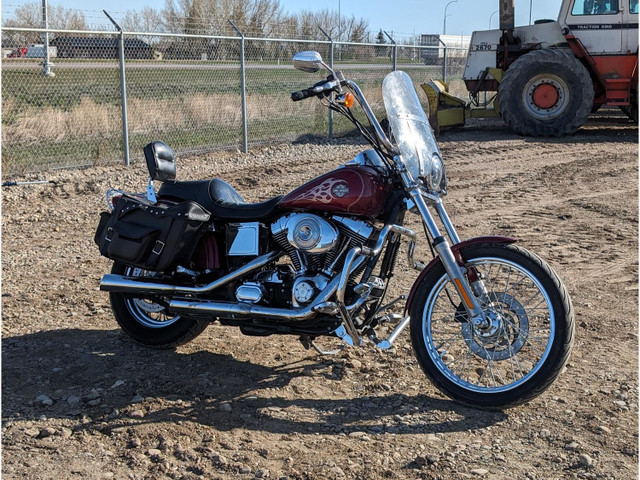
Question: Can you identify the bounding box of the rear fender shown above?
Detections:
[404,236,517,313]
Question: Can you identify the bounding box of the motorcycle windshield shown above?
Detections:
[382,71,442,182]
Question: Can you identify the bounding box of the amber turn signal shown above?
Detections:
[343,92,355,108]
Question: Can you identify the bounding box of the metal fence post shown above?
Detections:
[384,31,397,71]
[104,10,130,166]
[41,0,54,76]
[438,37,448,83]
[319,27,333,139]
[229,20,248,154]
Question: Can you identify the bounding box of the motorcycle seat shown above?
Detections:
[158,178,282,221]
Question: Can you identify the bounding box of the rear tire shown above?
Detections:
[109,262,208,349]
[498,49,594,136]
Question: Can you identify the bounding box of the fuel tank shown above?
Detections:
[280,165,390,217]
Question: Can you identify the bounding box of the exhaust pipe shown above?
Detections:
[168,250,367,320]
[100,251,281,295]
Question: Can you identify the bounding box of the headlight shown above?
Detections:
[421,152,446,193]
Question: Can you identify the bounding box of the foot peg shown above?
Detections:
[353,276,385,299]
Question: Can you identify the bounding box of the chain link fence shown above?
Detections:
[1,26,468,178]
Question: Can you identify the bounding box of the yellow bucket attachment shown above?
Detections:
[422,79,500,134]
[422,80,467,134]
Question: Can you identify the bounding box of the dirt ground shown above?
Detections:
[2,109,638,480]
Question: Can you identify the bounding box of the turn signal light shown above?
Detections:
[344,92,355,108]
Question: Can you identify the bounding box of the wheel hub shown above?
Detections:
[523,74,569,120]
[532,82,559,109]
[461,293,529,361]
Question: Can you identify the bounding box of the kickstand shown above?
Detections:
[299,336,345,356]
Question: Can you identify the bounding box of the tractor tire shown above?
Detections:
[498,49,594,137]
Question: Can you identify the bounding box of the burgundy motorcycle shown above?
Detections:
[96,51,574,409]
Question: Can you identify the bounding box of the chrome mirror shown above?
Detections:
[293,51,326,73]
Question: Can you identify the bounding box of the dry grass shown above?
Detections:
[2,92,322,146]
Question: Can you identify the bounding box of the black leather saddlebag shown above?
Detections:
[95,195,210,272]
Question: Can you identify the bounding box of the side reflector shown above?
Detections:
[454,278,474,310]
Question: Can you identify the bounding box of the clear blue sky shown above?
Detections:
[3,0,561,36]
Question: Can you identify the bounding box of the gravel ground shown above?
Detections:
[2,110,638,480]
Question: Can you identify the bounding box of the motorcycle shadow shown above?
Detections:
[2,328,507,435]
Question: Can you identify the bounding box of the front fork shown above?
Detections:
[401,171,490,329]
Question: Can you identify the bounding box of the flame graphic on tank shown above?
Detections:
[290,178,347,204]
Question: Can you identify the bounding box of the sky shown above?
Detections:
[3,0,562,37]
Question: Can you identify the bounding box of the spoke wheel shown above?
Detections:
[109,262,208,349]
[410,243,574,409]
[427,258,553,393]
[124,267,181,329]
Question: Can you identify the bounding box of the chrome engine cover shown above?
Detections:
[271,213,339,254]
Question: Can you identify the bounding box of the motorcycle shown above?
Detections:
[95,51,574,409]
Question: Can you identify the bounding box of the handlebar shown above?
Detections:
[290,87,317,102]
[291,73,397,155]
[290,79,340,102]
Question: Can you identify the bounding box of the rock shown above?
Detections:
[219,403,232,413]
[87,398,101,406]
[239,465,251,474]
[110,380,125,389]
[349,359,362,369]
[540,429,551,438]
[255,469,269,478]
[35,394,53,406]
[129,437,141,448]
[579,454,594,467]
[330,466,345,477]
[597,425,611,434]
[565,441,579,451]
[81,391,100,403]
[146,448,162,457]
[425,454,439,465]
[129,409,145,418]
[67,395,81,406]
[415,456,428,467]
[39,427,56,438]
[24,428,40,438]
[470,468,489,476]
[130,395,144,404]
[211,454,227,465]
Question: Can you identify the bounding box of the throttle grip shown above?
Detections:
[291,88,315,101]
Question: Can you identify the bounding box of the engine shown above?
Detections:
[234,213,377,308]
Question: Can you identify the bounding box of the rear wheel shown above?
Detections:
[109,262,208,349]
[498,49,593,136]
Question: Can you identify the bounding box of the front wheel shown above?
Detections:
[409,243,574,409]
[109,262,208,349]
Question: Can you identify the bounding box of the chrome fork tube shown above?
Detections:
[433,197,461,245]
[400,169,485,324]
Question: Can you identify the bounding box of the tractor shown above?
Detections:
[423,0,638,136]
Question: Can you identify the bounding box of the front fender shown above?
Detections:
[405,236,517,313]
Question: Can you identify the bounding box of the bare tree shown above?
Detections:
[2,2,87,46]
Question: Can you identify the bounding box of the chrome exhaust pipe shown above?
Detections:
[169,251,367,320]
[100,251,281,295]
